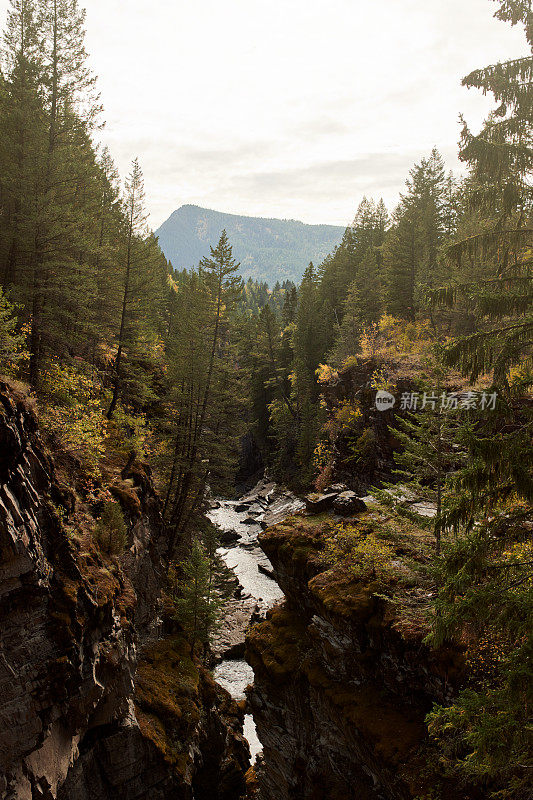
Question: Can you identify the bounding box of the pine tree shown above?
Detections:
[388,390,462,553]
[385,149,450,320]
[318,197,388,324]
[28,0,101,383]
[0,0,44,291]
[292,262,328,475]
[374,198,390,271]
[107,158,149,418]
[94,501,127,555]
[171,539,222,655]
[328,281,364,367]
[356,247,382,326]
[0,288,27,374]
[281,284,298,326]
[384,212,417,320]
[163,233,244,554]
[426,506,532,797]
[431,0,532,522]
[258,304,296,419]
[423,10,533,794]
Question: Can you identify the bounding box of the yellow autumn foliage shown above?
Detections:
[38,360,107,474]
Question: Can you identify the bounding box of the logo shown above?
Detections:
[375,390,395,411]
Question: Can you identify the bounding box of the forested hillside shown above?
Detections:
[155,204,344,283]
[0,0,531,798]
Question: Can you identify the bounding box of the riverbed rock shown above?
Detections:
[261,493,305,528]
[219,529,241,544]
[333,491,367,516]
[258,563,275,579]
[211,597,261,662]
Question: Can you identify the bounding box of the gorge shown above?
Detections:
[0,379,464,800]
[0,1,530,796]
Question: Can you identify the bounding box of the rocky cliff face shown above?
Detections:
[0,382,249,799]
[319,358,415,492]
[246,511,463,800]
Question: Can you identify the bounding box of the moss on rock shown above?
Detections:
[135,635,200,770]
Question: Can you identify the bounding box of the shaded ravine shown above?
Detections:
[207,480,304,761]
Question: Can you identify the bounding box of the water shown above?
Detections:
[208,503,284,604]
[207,483,304,763]
[213,660,262,760]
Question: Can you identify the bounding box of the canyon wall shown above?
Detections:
[247,511,463,800]
[0,382,249,800]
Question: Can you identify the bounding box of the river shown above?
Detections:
[207,480,304,761]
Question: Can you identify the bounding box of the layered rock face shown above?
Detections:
[0,383,249,799]
[246,513,463,800]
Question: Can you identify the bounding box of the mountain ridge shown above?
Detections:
[155,204,346,284]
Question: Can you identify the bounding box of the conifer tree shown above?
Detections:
[27,0,101,383]
[385,149,450,320]
[384,212,417,320]
[0,289,27,374]
[328,280,364,367]
[292,262,328,473]
[426,507,532,797]
[259,304,296,419]
[388,390,462,553]
[107,158,150,417]
[172,539,222,655]
[431,0,532,522]
[318,197,388,324]
[0,0,43,290]
[356,247,382,326]
[423,9,533,794]
[163,232,244,554]
[282,284,298,326]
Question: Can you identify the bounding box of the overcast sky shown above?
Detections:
[0,0,528,228]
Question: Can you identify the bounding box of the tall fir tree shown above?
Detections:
[432,0,532,523]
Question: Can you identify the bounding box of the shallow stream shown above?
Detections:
[207,482,304,761]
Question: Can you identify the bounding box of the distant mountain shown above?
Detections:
[155,205,345,284]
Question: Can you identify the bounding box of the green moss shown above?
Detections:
[309,569,377,620]
[135,635,201,767]
[261,503,435,634]
[247,606,308,682]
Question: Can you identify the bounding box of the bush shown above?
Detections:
[424,506,533,797]
[108,404,149,457]
[325,523,396,585]
[346,427,377,472]
[39,360,107,474]
[94,501,127,554]
[0,289,27,376]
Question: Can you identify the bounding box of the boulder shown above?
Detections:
[326,483,349,494]
[219,529,241,544]
[333,491,367,516]
[258,563,275,579]
[223,641,246,660]
[304,491,339,513]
